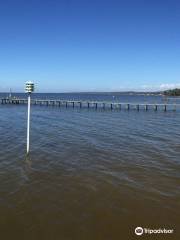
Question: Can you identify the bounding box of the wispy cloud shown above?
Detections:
[159,83,180,90]
[140,83,180,91]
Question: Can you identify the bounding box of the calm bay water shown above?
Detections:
[0,93,180,239]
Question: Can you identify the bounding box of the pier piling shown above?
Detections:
[0,97,179,112]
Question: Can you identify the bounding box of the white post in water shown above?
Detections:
[25,81,34,154]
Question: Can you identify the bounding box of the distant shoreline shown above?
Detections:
[164,89,180,97]
[1,90,180,97]
[0,91,163,96]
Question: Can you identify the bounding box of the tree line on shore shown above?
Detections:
[164,88,180,96]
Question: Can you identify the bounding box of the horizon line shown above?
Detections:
[0,90,165,94]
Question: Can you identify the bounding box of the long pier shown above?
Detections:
[0,98,179,111]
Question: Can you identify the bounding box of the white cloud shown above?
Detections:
[159,83,180,90]
[140,83,180,91]
[140,85,156,91]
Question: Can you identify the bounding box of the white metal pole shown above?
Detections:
[27,93,31,154]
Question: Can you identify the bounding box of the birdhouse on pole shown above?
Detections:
[25,81,34,94]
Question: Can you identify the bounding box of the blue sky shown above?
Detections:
[0,0,179,92]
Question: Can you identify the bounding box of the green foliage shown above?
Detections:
[164,88,180,96]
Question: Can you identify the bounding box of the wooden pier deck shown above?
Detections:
[1,98,179,111]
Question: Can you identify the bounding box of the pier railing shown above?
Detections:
[1,98,179,111]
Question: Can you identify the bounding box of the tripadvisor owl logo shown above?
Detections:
[135,227,143,236]
[134,226,174,235]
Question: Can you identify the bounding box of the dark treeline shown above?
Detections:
[164,88,180,96]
